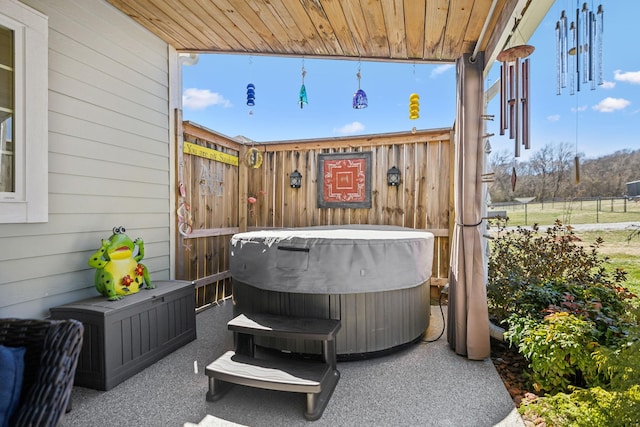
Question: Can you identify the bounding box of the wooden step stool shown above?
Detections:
[205,313,341,421]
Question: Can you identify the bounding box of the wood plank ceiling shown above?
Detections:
[106,0,534,64]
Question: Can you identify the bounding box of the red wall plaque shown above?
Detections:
[317,152,372,208]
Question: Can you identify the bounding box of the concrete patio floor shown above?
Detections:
[59,300,523,427]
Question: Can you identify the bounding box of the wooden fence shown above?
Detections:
[178,120,453,309]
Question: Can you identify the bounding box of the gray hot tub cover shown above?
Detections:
[229,225,434,294]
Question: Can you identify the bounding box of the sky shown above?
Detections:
[181,1,639,161]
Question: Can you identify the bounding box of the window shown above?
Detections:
[0,25,15,194]
[0,1,48,223]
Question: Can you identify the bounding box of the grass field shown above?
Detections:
[575,230,640,297]
[488,200,640,297]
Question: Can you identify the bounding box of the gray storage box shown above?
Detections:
[50,280,196,390]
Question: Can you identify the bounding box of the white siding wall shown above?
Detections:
[0,0,173,318]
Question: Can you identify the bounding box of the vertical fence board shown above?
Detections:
[404,143,416,228]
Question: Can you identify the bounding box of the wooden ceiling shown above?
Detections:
[107,0,550,65]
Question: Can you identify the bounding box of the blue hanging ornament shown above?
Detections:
[352,64,368,109]
[246,83,255,107]
[299,62,308,109]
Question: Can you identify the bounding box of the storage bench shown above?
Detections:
[50,280,196,390]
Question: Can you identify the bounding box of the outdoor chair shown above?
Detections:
[0,318,84,427]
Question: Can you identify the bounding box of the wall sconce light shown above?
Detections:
[290,169,302,188]
[387,166,401,186]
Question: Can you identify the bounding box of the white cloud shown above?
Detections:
[570,105,588,112]
[547,114,560,122]
[601,80,615,89]
[182,88,232,110]
[614,70,640,84]
[334,121,365,135]
[430,64,454,78]
[593,97,631,113]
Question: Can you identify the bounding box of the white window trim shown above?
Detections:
[0,1,48,223]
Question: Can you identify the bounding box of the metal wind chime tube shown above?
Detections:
[561,10,568,88]
[511,59,517,147]
[555,11,569,95]
[589,10,596,89]
[500,60,507,134]
[522,58,530,150]
[556,2,604,95]
[597,5,604,86]
[569,21,576,95]
[498,44,533,157]
[582,6,590,84]
[555,21,562,95]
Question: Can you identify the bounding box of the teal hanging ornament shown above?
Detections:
[299,62,308,109]
[352,62,368,109]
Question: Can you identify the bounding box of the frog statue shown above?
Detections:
[88,226,153,300]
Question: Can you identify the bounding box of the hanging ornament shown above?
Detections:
[299,61,308,109]
[556,3,604,95]
[246,83,255,107]
[246,56,255,115]
[352,62,368,109]
[244,147,263,169]
[408,63,420,120]
[409,93,420,120]
[498,44,534,157]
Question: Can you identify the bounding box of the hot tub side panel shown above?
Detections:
[232,280,430,357]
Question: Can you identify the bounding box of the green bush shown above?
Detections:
[519,386,640,427]
[520,318,640,424]
[488,220,635,346]
[592,308,640,390]
[505,312,600,394]
[488,220,640,425]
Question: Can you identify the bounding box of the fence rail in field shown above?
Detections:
[489,197,640,226]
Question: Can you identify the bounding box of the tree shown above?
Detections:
[529,144,554,206]
[551,142,574,199]
[488,149,513,202]
[487,146,640,203]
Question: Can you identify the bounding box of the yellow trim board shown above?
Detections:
[183,141,238,166]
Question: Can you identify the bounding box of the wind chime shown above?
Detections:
[498,43,534,158]
[555,2,604,183]
[555,3,604,95]
[299,60,308,109]
[352,62,368,109]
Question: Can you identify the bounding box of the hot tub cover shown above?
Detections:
[229,225,434,294]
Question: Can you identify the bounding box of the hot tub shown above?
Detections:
[229,225,434,358]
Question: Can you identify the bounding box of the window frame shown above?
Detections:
[0,1,48,223]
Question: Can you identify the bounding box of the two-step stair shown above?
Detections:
[205,313,341,421]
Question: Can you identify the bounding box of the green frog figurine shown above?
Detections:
[88,226,153,300]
